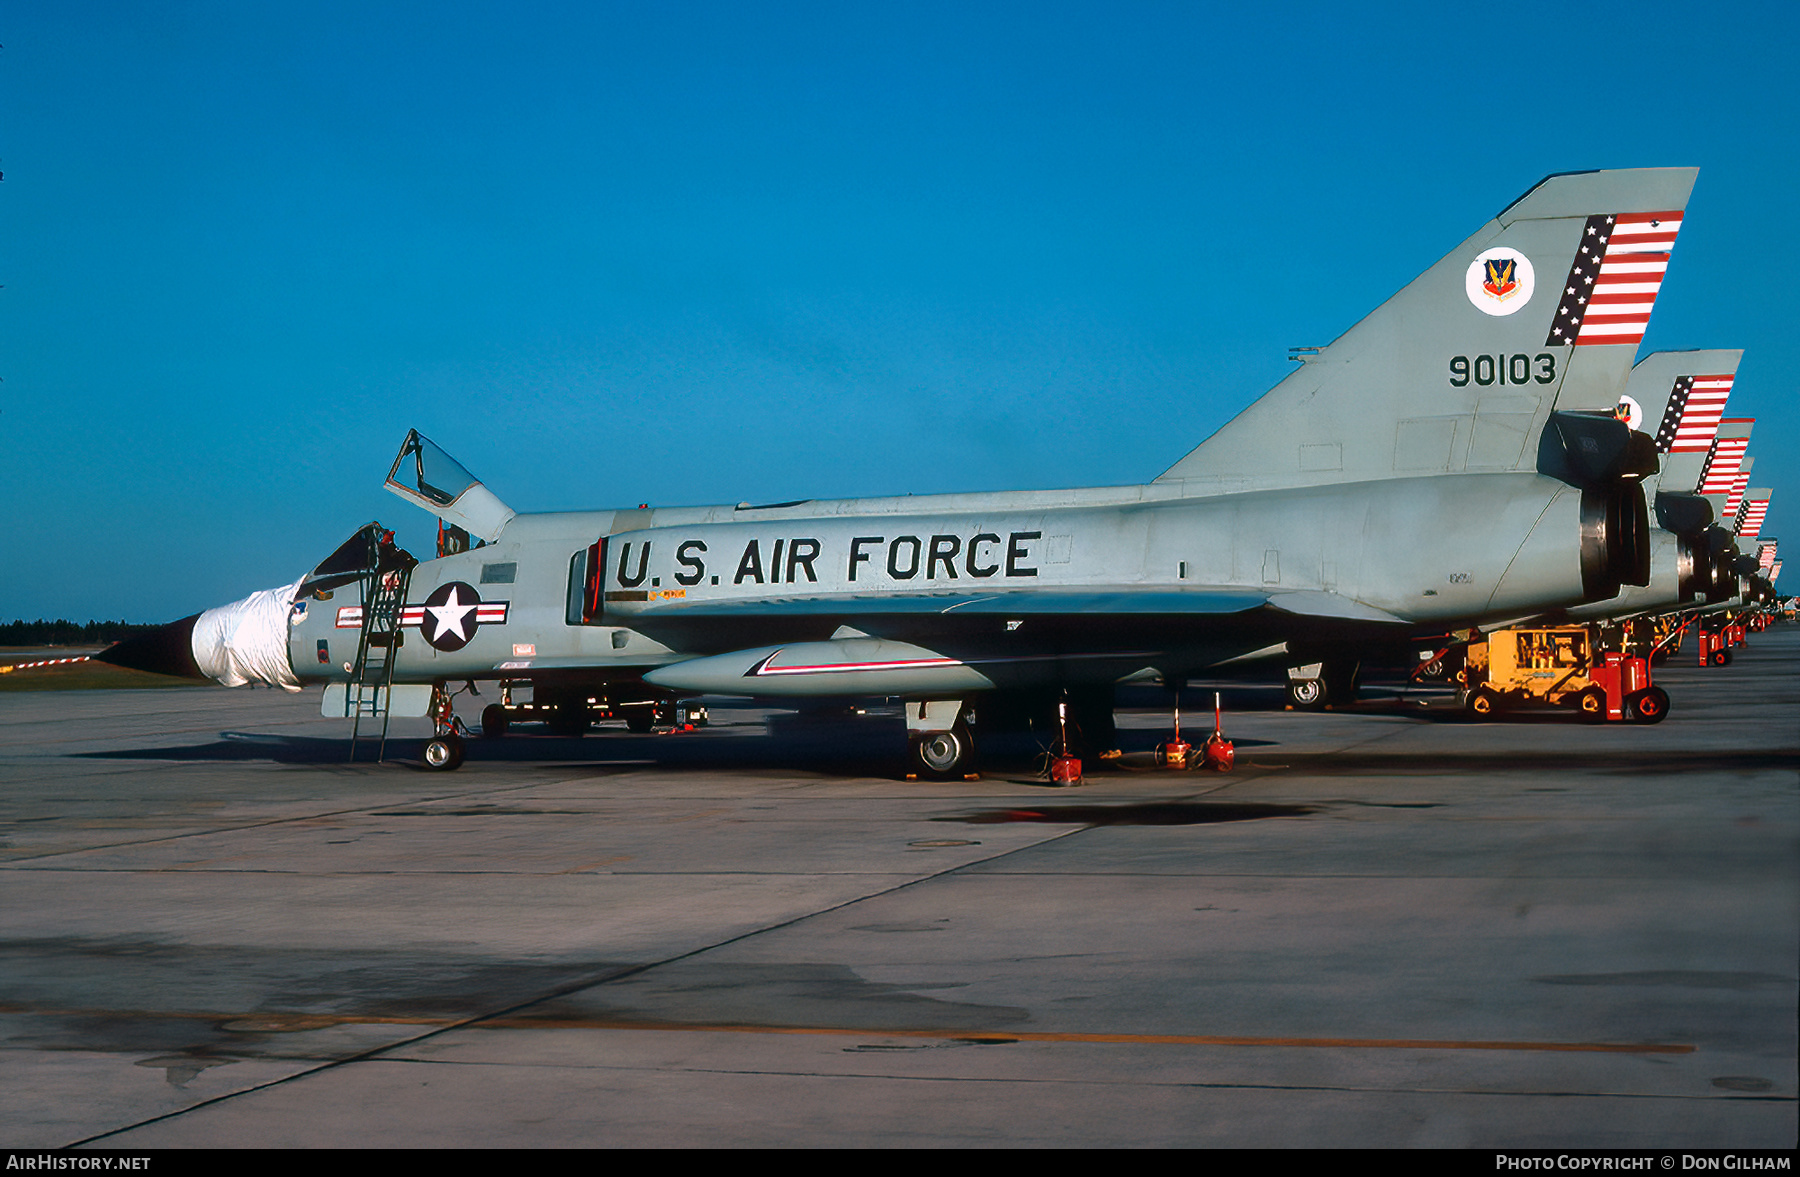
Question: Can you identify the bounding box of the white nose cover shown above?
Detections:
[191,579,305,691]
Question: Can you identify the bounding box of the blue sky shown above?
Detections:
[3,1,1794,620]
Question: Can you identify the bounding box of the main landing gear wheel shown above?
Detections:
[421,732,465,771]
[909,724,976,780]
[1287,678,1324,709]
[1627,686,1669,725]
[480,703,509,738]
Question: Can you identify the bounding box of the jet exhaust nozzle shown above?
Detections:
[1704,527,1740,602]
[1578,482,1652,599]
[1675,533,1706,604]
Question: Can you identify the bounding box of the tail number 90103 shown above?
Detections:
[1449,354,1556,387]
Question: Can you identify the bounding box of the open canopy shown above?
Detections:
[382,430,516,542]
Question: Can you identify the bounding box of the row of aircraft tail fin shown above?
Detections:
[1159,167,1698,491]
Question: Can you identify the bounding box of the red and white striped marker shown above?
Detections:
[0,654,93,673]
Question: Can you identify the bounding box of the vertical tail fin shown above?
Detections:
[1626,349,1742,498]
[1736,491,1772,540]
[1720,464,1753,525]
[1699,420,1754,499]
[1157,168,1699,489]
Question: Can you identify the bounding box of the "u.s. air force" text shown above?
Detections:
[614,532,1044,588]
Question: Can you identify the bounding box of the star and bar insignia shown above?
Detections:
[333,582,510,652]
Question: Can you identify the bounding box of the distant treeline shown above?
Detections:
[1,619,160,646]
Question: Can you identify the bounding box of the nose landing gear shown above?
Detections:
[422,731,465,770]
[421,683,471,771]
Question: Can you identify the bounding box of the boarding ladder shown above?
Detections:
[347,562,412,763]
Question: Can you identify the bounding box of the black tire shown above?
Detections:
[624,708,655,734]
[480,703,510,739]
[1577,687,1606,722]
[909,723,976,779]
[421,732,464,771]
[1287,678,1324,709]
[1467,688,1501,718]
[1628,686,1670,725]
[1711,649,1732,667]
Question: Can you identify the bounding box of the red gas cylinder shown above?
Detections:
[1155,738,1192,769]
[1199,691,1235,771]
[1050,755,1083,785]
[1622,655,1650,696]
[1592,652,1623,720]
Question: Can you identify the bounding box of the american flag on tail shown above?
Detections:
[1736,494,1771,541]
[1722,475,1751,523]
[1652,374,1733,454]
[1546,212,1681,348]
[1698,429,1752,495]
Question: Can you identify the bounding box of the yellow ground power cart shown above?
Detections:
[1462,625,1666,723]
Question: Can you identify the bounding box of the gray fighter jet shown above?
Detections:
[101,167,1703,774]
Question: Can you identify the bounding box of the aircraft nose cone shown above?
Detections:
[93,614,206,679]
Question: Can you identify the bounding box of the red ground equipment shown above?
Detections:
[1049,697,1082,784]
[1155,700,1192,769]
[1200,692,1235,772]
[1463,625,1667,723]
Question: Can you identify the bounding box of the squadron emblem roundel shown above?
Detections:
[1615,394,1643,431]
[1465,247,1534,316]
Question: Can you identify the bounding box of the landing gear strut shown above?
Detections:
[421,684,468,771]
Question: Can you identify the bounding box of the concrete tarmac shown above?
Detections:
[1,629,1795,1148]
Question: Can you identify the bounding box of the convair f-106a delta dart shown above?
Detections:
[101,167,1704,774]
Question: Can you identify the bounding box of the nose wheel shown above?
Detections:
[421,683,468,770]
[421,731,465,771]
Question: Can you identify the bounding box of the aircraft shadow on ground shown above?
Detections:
[70,723,1798,780]
[949,801,1319,825]
[71,724,1263,777]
